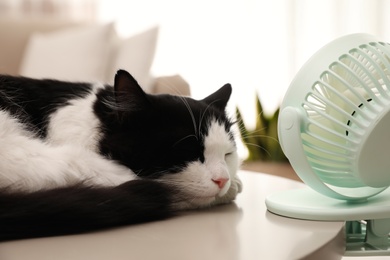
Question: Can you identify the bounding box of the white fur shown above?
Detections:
[45,85,103,152]
[0,86,134,192]
[0,90,242,208]
[160,120,242,209]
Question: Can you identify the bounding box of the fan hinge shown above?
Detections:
[345,219,390,256]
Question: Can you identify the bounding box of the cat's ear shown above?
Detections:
[114,70,149,110]
[202,83,232,111]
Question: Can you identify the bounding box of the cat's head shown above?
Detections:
[97,70,241,208]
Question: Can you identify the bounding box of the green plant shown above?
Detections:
[236,94,287,162]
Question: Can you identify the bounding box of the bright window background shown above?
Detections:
[2,0,389,159]
[97,0,390,130]
[2,0,389,127]
[98,0,289,124]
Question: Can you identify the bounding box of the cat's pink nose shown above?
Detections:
[212,178,229,189]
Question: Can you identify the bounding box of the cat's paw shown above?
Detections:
[212,175,243,206]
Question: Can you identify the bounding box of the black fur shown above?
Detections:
[0,71,234,241]
[96,70,233,177]
[0,180,177,241]
[0,75,92,137]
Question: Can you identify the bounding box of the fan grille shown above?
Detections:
[302,42,390,188]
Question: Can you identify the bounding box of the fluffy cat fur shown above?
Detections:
[0,70,242,241]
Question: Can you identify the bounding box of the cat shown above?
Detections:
[0,70,242,241]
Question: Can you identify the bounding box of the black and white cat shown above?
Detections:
[0,70,242,241]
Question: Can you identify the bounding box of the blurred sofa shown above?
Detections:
[0,16,190,96]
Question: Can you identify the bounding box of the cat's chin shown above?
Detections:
[176,181,238,210]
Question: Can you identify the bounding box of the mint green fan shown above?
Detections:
[265,34,390,256]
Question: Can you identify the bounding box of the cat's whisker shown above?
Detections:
[133,169,143,177]
[239,130,281,146]
[235,110,267,127]
[154,77,184,97]
[178,96,199,139]
[201,98,234,139]
[156,77,199,139]
[0,71,241,240]
[172,134,198,147]
[239,127,268,136]
[242,141,272,156]
[234,115,267,130]
[198,100,218,134]
[240,134,279,142]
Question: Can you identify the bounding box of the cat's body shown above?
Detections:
[0,70,241,241]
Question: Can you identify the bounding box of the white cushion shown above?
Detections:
[20,23,114,83]
[106,27,158,91]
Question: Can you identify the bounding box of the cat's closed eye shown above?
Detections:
[225,151,234,158]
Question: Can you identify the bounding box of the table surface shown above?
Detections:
[0,171,345,260]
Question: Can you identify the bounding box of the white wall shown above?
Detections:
[98,0,390,129]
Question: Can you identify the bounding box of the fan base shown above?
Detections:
[266,187,390,256]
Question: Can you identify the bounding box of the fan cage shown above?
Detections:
[301,41,390,188]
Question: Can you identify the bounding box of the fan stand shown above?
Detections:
[266,187,390,256]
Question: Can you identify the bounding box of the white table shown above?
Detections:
[0,171,345,260]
